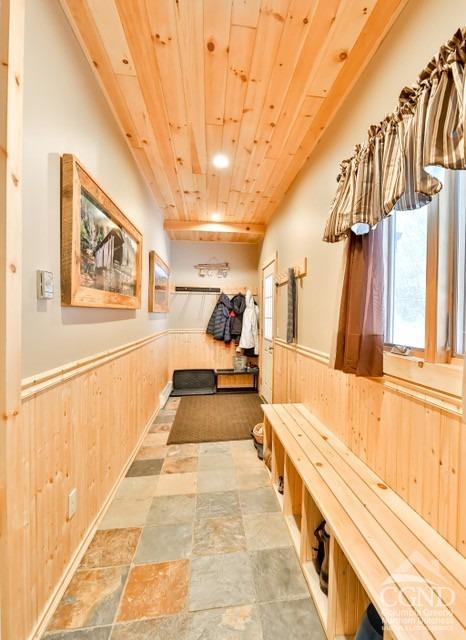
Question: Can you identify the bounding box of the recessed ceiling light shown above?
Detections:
[211,212,222,221]
[212,153,229,169]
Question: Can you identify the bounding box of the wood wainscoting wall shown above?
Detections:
[11,332,169,640]
[169,329,241,374]
[273,339,465,555]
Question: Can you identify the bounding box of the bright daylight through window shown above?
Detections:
[384,168,466,358]
[384,204,428,349]
[453,170,466,355]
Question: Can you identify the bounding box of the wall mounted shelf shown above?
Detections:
[275,257,308,286]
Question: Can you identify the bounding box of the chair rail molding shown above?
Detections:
[274,337,463,416]
[21,330,169,399]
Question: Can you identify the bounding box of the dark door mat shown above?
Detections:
[167,393,264,445]
[171,369,216,396]
[171,387,216,397]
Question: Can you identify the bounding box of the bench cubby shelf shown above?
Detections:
[266,421,398,639]
[301,488,329,630]
[269,436,330,632]
[270,430,285,508]
[262,403,464,640]
[283,455,302,550]
[328,537,370,640]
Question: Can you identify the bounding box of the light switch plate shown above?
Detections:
[37,270,54,299]
[68,488,77,520]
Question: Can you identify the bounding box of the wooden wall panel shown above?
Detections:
[273,340,465,555]
[169,330,249,374]
[13,332,169,640]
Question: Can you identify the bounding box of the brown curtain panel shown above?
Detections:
[334,225,384,377]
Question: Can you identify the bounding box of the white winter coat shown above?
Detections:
[239,290,259,354]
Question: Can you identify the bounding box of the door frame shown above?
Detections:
[0,2,24,639]
[259,251,277,403]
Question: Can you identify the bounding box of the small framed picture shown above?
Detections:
[148,251,170,313]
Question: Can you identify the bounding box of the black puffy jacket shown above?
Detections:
[230,293,246,337]
[206,293,233,343]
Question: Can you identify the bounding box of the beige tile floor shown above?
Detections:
[42,397,325,640]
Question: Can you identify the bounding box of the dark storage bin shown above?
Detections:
[171,369,216,396]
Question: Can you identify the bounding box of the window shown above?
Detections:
[453,171,466,355]
[384,168,466,361]
[384,205,428,349]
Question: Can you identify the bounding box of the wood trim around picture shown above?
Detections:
[148,250,170,313]
[61,154,142,309]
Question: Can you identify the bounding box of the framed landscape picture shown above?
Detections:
[148,251,169,313]
[61,154,142,309]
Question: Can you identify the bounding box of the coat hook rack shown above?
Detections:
[170,284,258,296]
[275,257,308,286]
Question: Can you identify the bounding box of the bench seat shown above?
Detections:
[262,403,465,640]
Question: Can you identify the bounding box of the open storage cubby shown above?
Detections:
[263,410,399,640]
[328,537,371,640]
[263,416,272,471]
[328,539,397,639]
[300,487,329,633]
[261,405,460,640]
[270,431,285,507]
[283,454,303,551]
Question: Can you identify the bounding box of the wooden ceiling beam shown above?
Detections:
[164,220,265,235]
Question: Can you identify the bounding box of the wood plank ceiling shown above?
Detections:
[61,0,408,243]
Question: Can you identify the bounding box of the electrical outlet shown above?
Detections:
[68,488,78,520]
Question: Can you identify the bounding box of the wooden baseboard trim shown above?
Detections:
[159,380,173,407]
[168,328,209,335]
[21,330,168,400]
[28,398,162,640]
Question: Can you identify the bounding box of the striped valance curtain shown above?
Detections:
[323,28,466,243]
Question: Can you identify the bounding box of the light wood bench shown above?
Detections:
[262,403,466,640]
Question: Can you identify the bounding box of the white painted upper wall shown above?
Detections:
[21,0,170,377]
[169,241,259,330]
[259,0,466,354]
